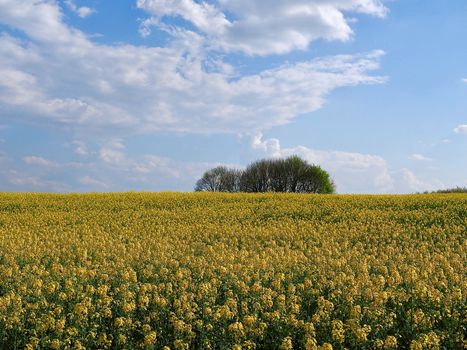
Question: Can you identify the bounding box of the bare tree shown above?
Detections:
[195,166,242,192]
[240,159,270,192]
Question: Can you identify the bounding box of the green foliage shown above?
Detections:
[432,186,467,193]
[196,156,336,194]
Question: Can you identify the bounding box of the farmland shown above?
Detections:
[0,193,465,349]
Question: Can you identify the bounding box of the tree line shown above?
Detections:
[195,155,335,194]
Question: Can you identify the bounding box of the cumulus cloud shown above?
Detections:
[6,170,45,187]
[454,124,467,135]
[243,133,448,194]
[243,133,393,193]
[284,146,393,193]
[2,146,233,192]
[0,1,387,137]
[0,0,391,193]
[93,141,226,184]
[1,169,68,191]
[2,135,446,194]
[64,0,96,18]
[137,0,387,55]
[0,0,90,44]
[0,26,385,135]
[409,154,433,162]
[246,132,281,158]
[23,156,58,167]
[392,168,443,193]
[72,140,89,156]
[99,140,127,165]
[462,78,467,83]
[79,175,108,189]
[138,0,229,37]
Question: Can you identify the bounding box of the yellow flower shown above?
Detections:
[118,334,127,344]
[243,315,256,327]
[143,331,157,346]
[355,325,371,343]
[49,339,60,350]
[173,339,189,350]
[305,337,318,350]
[409,341,423,350]
[115,317,125,327]
[228,322,245,338]
[0,193,464,349]
[331,320,344,343]
[279,337,293,350]
[122,301,136,313]
[384,335,398,349]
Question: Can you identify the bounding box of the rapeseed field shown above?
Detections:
[0,193,465,349]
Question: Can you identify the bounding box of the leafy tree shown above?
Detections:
[297,164,335,194]
[196,156,335,194]
[428,187,467,194]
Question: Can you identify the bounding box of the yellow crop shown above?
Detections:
[0,193,465,349]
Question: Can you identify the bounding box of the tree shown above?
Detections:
[195,166,241,192]
[195,156,335,194]
[283,155,308,192]
[240,159,270,193]
[297,164,335,194]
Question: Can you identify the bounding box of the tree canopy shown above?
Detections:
[195,156,335,194]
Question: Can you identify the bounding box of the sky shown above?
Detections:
[0,0,466,193]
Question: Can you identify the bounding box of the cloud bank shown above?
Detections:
[0,0,386,136]
[243,133,444,194]
[454,125,467,135]
[138,0,387,55]
[0,0,401,193]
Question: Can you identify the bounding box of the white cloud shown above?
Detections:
[99,141,127,165]
[2,169,68,191]
[0,1,394,193]
[0,1,386,135]
[64,0,96,18]
[454,124,467,135]
[138,0,229,37]
[1,144,224,192]
[244,133,393,193]
[243,133,448,194]
[138,0,387,55]
[284,146,393,193]
[23,155,58,167]
[462,78,467,83]
[392,168,443,193]
[7,170,45,187]
[91,141,218,188]
[409,154,433,162]
[79,175,108,189]
[2,136,448,193]
[246,132,281,158]
[0,0,90,44]
[72,140,89,156]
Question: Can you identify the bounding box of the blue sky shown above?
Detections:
[0,0,466,193]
